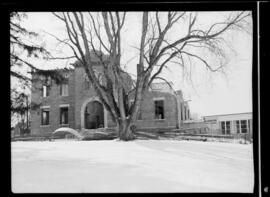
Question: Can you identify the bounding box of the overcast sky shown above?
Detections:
[18,12,253,118]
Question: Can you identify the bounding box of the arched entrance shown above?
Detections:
[85,101,104,129]
[81,97,108,129]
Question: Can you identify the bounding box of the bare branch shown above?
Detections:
[102,12,114,51]
[88,12,110,53]
[181,51,222,72]
[155,12,161,34]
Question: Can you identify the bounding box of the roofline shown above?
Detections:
[203,112,252,118]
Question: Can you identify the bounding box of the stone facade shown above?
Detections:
[31,60,191,136]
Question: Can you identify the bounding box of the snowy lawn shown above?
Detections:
[11,140,254,193]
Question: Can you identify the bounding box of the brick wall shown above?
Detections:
[133,90,179,129]
[31,66,187,135]
[31,70,75,136]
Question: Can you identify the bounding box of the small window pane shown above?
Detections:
[241,120,247,133]
[221,121,226,134]
[226,121,231,134]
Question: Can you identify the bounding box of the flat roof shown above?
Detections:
[204,112,252,118]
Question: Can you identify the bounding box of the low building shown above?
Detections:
[203,112,253,135]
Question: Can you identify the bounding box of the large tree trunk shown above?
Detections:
[117,118,134,141]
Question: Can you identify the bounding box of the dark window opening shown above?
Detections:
[236,120,240,133]
[221,121,226,134]
[41,109,49,125]
[60,107,68,125]
[225,121,231,134]
[154,100,164,120]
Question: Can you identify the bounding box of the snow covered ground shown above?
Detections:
[11,140,254,193]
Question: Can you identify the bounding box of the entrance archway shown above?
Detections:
[85,101,104,129]
[80,96,108,129]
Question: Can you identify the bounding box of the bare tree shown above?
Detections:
[52,11,251,141]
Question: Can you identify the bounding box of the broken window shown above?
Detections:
[154,100,165,120]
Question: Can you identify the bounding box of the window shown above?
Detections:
[241,120,247,133]
[84,76,90,90]
[41,108,49,125]
[221,121,226,134]
[221,121,231,134]
[60,107,68,125]
[42,85,49,97]
[154,100,164,120]
[60,83,69,96]
[225,121,231,134]
[236,120,240,133]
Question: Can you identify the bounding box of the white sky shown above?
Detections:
[19,12,253,118]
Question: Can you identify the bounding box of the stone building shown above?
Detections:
[30,53,191,136]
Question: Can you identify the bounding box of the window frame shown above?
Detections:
[221,121,226,134]
[240,120,248,133]
[60,106,69,125]
[42,85,50,98]
[154,99,165,120]
[41,108,50,126]
[60,83,69,97]
[236,120,240,133]
[225,121,231,134]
